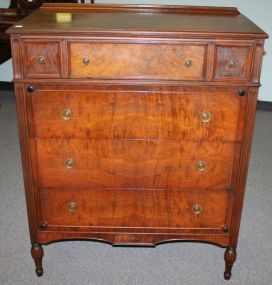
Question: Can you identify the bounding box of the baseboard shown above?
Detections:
[257,100,272,111]
[0,81,271,111]
[0,82,14,91]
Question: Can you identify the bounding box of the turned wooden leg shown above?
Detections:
[31,244,44,277]
[224,247,237,280]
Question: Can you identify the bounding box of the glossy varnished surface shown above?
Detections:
[32,139,237,189]
[69,43,205,80]
[28,87,246,141]
[8,3,267,278]
[40,188,229,229]
[22,41,62,78]
[7,4,267,39]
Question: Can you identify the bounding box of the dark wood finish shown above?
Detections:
[40,3,240,15]
[0,8,18,64]
[31,244,44,277]
[224,247,237,280]
[7,4,266,39]
[8,3,268,280]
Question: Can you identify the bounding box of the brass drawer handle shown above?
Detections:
[64,158,75,169]
[38,56,46,65]
[67,201,77,212]
[192,204,203,215]
[184,59,192,68]
[197,160,206,171]
[83,56,90,65]
[61,108,73,120]
[229,60,236,68]
[200,111,212,123]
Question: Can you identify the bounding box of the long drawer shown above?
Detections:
[68,42,206,80]
[40,188,229,230]
[31,139,237,189]
[28,88,246,141]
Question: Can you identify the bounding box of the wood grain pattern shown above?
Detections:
[22,41,61,78]
[69,43,206,80]
[230,88,258,246]
[29,89,245,141]
[40,188,229,229]
[214,45,253,81]
[8,3,268,279]
[10,37,22,79]
[14,84,39,244]
[33,139,237,190]
[252,42,265,83]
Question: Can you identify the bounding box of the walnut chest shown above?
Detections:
[8,3,268,280]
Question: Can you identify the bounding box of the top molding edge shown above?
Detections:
[40,3,240,16]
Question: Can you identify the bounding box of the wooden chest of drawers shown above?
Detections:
[8,3,268,280]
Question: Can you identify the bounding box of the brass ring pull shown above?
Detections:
[197,160,206,171]
[38,56,46,65]
[185,59,192,67]
[200,111,212,123]
[61,108,73,120]
[192,204,203,214]
[64,158,75,169]
[229,60,236,68]
[83,56,90,65]
[67,201,77,212]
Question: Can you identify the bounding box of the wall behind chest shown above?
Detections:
[1,0,271,102]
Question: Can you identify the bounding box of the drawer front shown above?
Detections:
[33,139,236,189]
[22,41,62,78]
[40,188,229,230]
[29,89,245,141]
[214,45,252,81]
[69,43,206,80]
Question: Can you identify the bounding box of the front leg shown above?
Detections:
[31,244,44,277]
[224,247,237,280]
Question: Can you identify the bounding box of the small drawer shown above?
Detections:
[214,45,253,81]
[22,41,62,78]
[32,139,236,190]
[40,188,229,230]
[69,42,206,80]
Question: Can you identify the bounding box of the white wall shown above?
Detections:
[0,0,15,82]
[1,0,271,101]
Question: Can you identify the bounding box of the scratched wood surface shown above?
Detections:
[214,45,252,81]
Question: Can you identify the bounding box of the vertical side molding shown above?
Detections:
[230,87,258,246]
[10,36,23,79]
[14,83,38,243]
[60,40,68,78]
[205,43,215,81]
[252,41,265,83]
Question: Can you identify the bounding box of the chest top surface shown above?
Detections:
[7,3,267,39]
